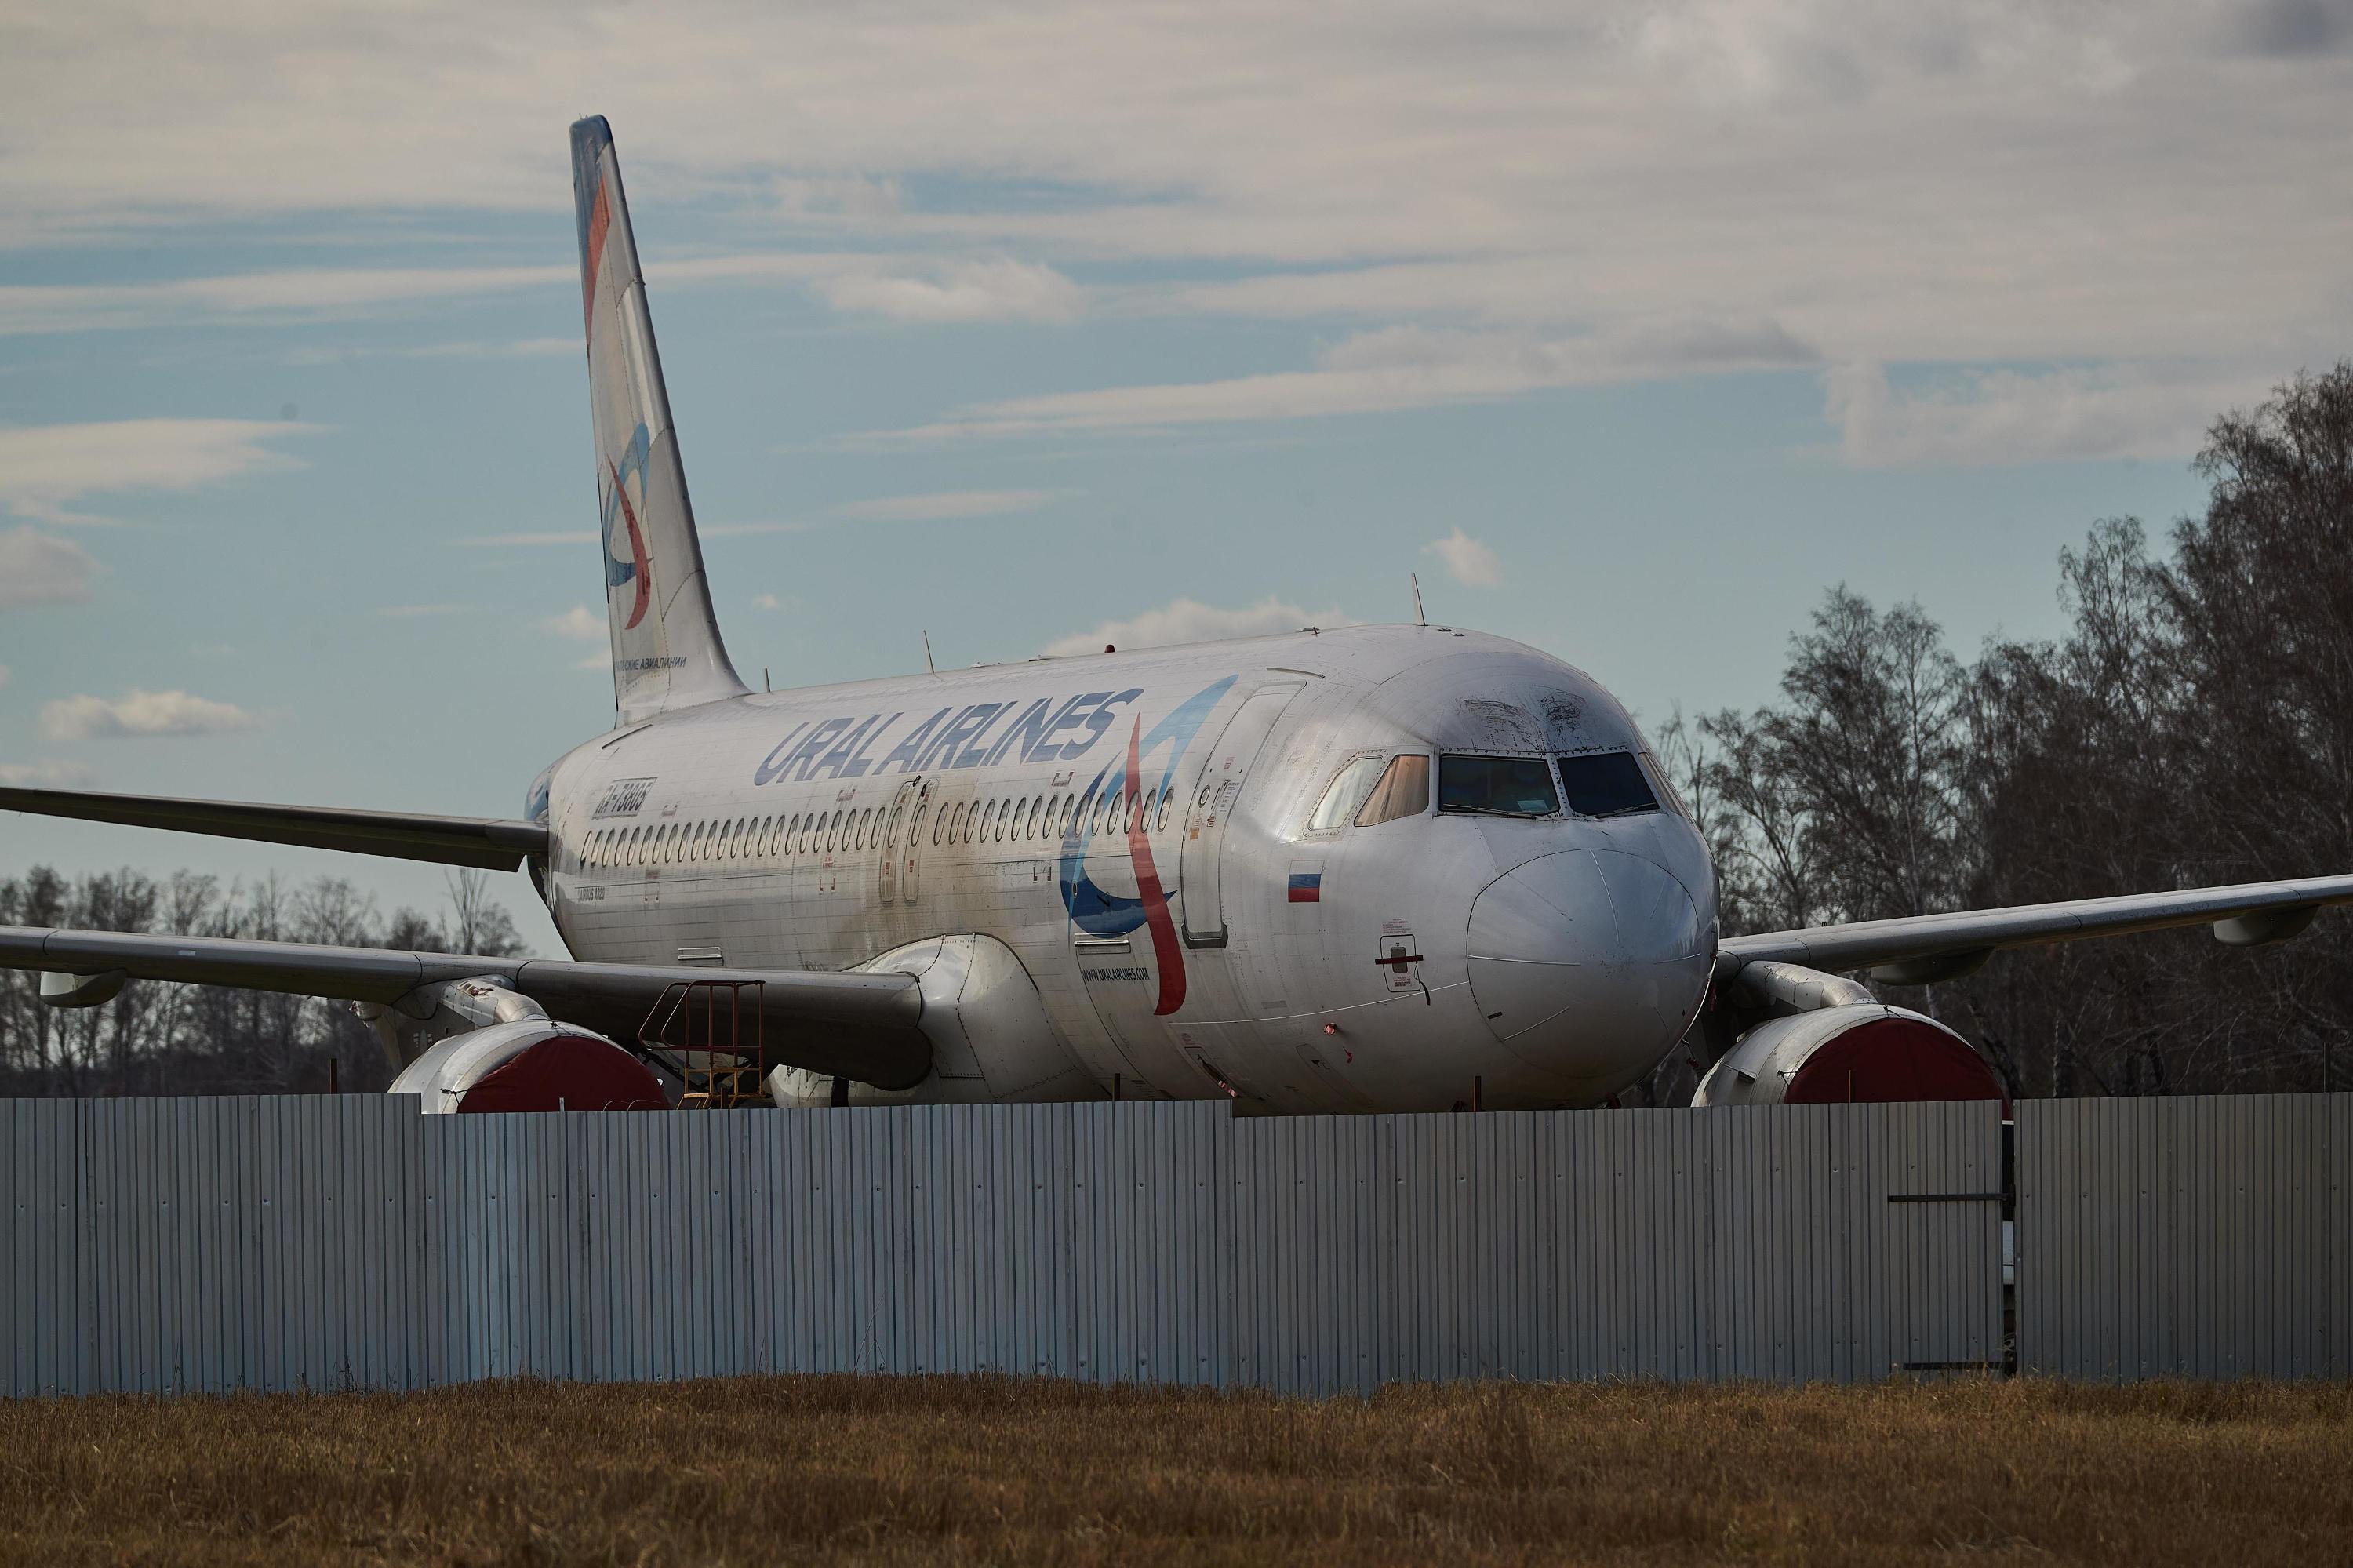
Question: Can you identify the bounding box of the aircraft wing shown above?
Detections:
[1718,872,2353,981]
[0,926,931,1088]
[0,786,548,871]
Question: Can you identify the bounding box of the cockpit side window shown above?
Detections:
[1354,754,1430,827]
[1438,755,1560,817]
[1307,756,1386,831]
[1558,751,1660,818]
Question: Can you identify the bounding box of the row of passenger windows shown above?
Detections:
[573,778,1183,871]
[1307,749,1660,831]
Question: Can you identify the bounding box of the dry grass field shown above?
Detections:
[0,1376,2345,1566]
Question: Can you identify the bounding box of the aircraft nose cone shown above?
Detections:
[1467,849,1707,1092]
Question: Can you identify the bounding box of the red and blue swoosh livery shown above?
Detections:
[1060,675,1236,1016]
[599,422,654,629]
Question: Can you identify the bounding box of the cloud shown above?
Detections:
[1820,361,2255,468]
[0,759,98,788]
[751,593,780,610]
[1423,528,1503,588]
[0,526,105,609]
[39,689,261,740]
[460,531,596,548]
[0,4,2347,471]
[812,258,1084,322]
[2228,0,2353,56]
[835,489,1054,522]
[866,322,1817,441]
[285,336,577,366]
[539,606,606,642]
[0,420,314,525]
[1042,595,1356,657]
[376,602,468,618]
[0,266,572,336]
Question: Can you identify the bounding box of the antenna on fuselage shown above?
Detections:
[1411,573,1427,627]
[922,631,936,675]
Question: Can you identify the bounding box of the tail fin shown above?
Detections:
[571,115,747,726]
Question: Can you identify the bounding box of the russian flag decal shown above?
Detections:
[1287,871,1322,902]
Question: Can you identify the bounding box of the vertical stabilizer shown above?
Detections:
[571,116,747,726]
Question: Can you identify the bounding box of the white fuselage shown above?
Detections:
[536,624,1719,1112]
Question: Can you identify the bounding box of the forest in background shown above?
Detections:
[3,365,2348,1101]
[0,868,523,1097]
[1640,363,2353,1104]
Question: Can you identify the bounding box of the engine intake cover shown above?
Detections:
[1693,1005,2006,1108]
[389,1020,666,1113]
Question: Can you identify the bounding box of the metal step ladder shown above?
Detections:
[638,978,769,1108]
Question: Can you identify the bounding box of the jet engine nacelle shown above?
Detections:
[362,973,667,1112]
[1693,1002,2006,1107]
[1693,959,2006,1107]
[388,1018,667,1112]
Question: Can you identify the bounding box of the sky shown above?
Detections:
[2,0,2348,953]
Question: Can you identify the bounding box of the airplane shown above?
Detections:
[6,115,2351,1115]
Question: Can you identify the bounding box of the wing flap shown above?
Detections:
[0,926,929,1089]
[1719,873,2353,977]
[0,786,548,871]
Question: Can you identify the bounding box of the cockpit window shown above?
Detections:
[1308,757,1386,831]
[1354,754,1430,826]
[1558,751,1660,818]
[1439,755,1560,817]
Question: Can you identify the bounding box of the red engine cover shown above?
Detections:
[456,1034,667,1113]
[1780,1014,2006,1108]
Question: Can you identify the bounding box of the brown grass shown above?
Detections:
[0,1376,2345,1566]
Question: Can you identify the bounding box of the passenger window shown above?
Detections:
[787,813,801,853]
[1355,755,1430,827]
[980,800,997,840]
[933,806,947,846]
[1158,782,1174,831]
[1028,795,1045,839]
[1309,757,1386,831]
[1558,752,1659,818]
[1438,755,1560,817]
[888,803,904,848]
[997,798,1013,841]
[1056,795,1074,839]
[859,807,874,850]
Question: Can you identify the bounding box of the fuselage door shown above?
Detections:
[1179,682,1303,948]
[903,779,931,905]
[878,777,920,905]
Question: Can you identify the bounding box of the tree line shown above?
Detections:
[3,366,2348,1101]
[1642,362,2353,1102]
[0,867,524,1097]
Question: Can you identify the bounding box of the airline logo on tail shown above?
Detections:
[600,422,654,629]
[1060,676,1237,1015]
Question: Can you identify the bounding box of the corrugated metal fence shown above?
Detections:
[4,1096,2005,1398]
[2017,1093,2351,1379]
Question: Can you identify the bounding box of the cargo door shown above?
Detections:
[1177,682,1302,948]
